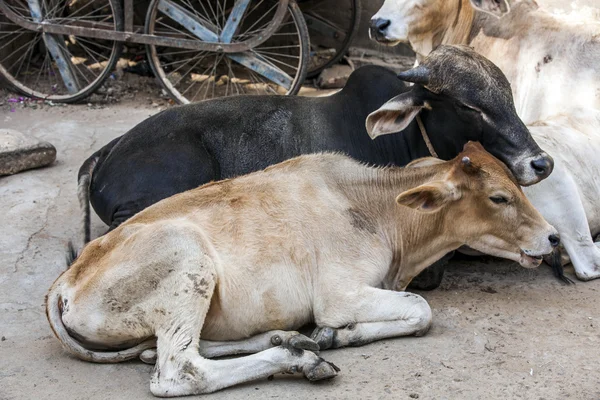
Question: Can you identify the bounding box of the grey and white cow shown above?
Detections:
[369,0,600,281]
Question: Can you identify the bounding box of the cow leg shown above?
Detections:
[524,170,600,282]
[149,257,337,395]
[140,330,319,363]
[152,332,338,396]
[312,288,432,350]
[553,234,600,282]
[407,251,454,290]
[108,207,137,231]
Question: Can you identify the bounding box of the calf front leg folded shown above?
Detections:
[312,288,432,350]
[140,330,319,363]
[152,340,338,397]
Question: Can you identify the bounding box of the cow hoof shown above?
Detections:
[287,334,320,353]
[304,358,340,381]
[310,327,335,350]
[575,269,600,282]
[140,348,157,364]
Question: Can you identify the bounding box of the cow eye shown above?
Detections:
[489,196,508,204]
[458,103,480,113]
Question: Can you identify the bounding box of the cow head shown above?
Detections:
[396,141,559,268]
[369,0,510,46]
[365,45,553,186]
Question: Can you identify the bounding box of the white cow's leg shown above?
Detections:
[556,235,600,281]
[152,336,338,397]
[524,169,600,281]
[312,288,432,350]
[150,261,337,396]
[199,331,318,358]
[140,330,318,364]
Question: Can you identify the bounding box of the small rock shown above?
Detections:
[1,336,5,341]
[317,64,353,89]
[409,393,419,399]
[0,129,56,175]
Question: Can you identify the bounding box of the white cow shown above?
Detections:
[368,0,600,281]
[369,0,600,123]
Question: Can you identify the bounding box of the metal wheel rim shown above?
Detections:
[145,0,309,104]
[0,0,121,102]
[300,0,360,77]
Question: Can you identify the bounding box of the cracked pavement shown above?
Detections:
[1,95,600,399]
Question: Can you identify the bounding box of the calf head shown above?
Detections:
[366,45,553,186]
[396,141,558,268]
[369,0,510,46]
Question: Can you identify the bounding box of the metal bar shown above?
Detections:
[27,0,79,93]
[0,0,290,53]
[157,0,218,41]
[228,53,292,89]
[124,0,134,33]
[220,0,251,43]
[43,36,80,93]
[26,0,42,19]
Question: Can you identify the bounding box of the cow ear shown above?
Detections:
[366,92,425,139]
[396,181,459,213]
[469,0,510,17]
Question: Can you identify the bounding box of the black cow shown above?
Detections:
[78,47,552,284]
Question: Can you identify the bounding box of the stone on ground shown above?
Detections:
[0,129,56,175]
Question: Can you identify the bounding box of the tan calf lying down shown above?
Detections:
[46,142,557,396]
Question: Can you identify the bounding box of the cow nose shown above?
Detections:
[370,18,391,38]
[548,234,560,248]
[530,155,553,179]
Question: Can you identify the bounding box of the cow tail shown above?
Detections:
[77,156,98,246]
[548,249,575,285]
[46,288,156,363]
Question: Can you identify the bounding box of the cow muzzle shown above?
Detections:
[511,152,554,186]
[530,154,554,180]
[369,18,391,41]
[519,230,559,268]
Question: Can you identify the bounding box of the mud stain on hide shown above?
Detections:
[104,261,170,313]
[348,208,376,234]
[535,54,553,73]
[186,273,210,298]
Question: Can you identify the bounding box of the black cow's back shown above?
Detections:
[88,66,426,229]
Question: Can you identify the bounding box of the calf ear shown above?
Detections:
[469,0,510,17]
[396,181,458,213]
[366,92,425,139]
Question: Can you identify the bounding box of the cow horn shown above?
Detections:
[397,65,430,85]
[461,156,480,173]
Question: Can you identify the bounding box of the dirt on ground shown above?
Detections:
[1,94,599,400]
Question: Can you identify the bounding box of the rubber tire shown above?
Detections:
[304,0,361,78]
